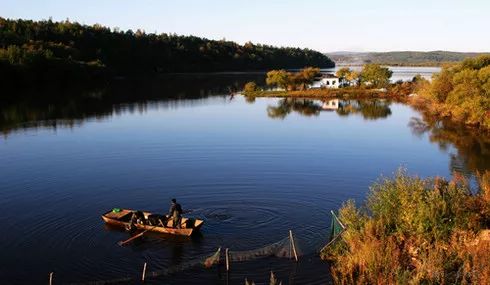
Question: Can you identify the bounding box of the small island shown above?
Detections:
[243,55,490,134]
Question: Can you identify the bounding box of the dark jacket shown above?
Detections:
[169,202,182,217]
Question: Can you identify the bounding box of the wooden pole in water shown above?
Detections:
[289,230,298,262]
[49,272,53,285]
[225,248,230,272]
[141,262,147,282]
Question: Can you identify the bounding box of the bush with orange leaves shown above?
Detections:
[322,169,490,284]
[412,56,490,132]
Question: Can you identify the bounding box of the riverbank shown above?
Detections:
[244,87,385,99]
[243,82,415,102]
[321,170,490,284]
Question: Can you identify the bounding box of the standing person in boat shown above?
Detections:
[169,198,183,228]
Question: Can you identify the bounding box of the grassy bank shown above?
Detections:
[322,170,490,284]
[243,83,416,101]
[243,64,420,101]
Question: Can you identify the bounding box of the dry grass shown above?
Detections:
[322,169,490,284]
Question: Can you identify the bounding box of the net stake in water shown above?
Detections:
[49,272,54,285]
[141,262,147,282]
[289,230,298,262]
[225,248,230,271]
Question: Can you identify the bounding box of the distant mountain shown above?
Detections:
[326,51,489,66]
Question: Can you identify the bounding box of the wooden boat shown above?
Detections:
[101,209,204,237]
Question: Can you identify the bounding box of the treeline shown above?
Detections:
[413,55,490,132]
[328,51,489,66]
[0,17,334,80]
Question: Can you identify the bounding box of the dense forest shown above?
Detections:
[327,51,489,66]
[0,17,334,87]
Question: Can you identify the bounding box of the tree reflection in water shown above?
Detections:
[335,100,392,120]
[266,98,392,120]
[0,73,265,136]
[266,98,322,119]
[409,115,490,176]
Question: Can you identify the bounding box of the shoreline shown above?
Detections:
[242,87,407,101]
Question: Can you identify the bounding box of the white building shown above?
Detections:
[321,99,340,110]
[319,74,339,88]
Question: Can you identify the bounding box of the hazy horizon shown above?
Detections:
[3,0,490,53]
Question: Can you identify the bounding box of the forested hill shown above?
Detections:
[327,51,489,66]
[0,17,334,75]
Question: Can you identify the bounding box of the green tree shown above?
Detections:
[420,55,490,130]
[336,67,351,86]
[360,64,393,88]
[266,70,291,90]
[265,67,320,91]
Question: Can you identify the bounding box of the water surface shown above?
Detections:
[1,70,488,285]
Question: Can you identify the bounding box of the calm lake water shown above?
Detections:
[1,69,489,285]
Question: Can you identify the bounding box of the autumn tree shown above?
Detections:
[336,67,351,87]
[360,64,393,87]
[346,70,361,86]
[266,69,291,90]
[243,81,258,92]
[293,67,321,90]
[266,67,321,91]
[420,55,490,130]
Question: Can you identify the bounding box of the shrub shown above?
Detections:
[322,169,490,284]
[243,81,259,92]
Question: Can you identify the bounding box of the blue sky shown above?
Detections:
[2,0,489,52]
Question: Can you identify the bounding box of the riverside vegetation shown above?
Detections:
[411,55,490,132]
[321,170,490,284]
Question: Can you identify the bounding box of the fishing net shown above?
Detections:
[228,234,301,262]
[66,249,222,285]
[64,234,301,284]
[147,233,300,277]
[149,247,222,277]
[203,247,221,268]
[321,210,346,252]
[329,210,345,241]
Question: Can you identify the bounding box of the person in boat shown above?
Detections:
[169,198,183,228]
[127,210,146,231]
